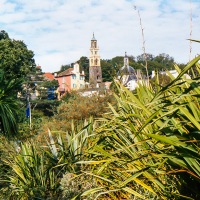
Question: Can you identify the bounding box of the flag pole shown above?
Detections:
[29,101,32,129]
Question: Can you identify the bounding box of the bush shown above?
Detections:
[41,92,115,133]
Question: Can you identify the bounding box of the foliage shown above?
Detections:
[77,56,200,199]
[60,172,97,200]
[17,106,44,138]
[41,79,59,89]
[1,57,200,199]
[101,60,116,82]
[42,92,115,132]
[78,56,89,81]
[31,100,60,116]
[58,64,72,74]
[150,73,171,87]
[0,119,96,199]
[0,70,21,136]
[49,118,97,199]
[1,142,61,199]
[0,30,35,86]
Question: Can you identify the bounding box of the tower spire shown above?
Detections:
[124,51,129,67]
[92,32,96,40]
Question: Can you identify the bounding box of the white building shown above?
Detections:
[118,52,139,91]
[151,70,190,79]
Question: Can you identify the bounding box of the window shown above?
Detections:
[72,74,76,79]
[73,84,76,88]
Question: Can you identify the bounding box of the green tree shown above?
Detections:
[41,79,59,89]
[78,56,89,81]
[58,64,71,73]
[101,59,115,82]
[137,53,154,62]
[0,30,36,85]
[153,53,174,70]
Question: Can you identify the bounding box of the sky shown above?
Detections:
[0,0,200,72]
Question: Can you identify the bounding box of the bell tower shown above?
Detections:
[89,33,102,87]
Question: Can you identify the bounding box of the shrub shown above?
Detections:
[41,92,115,133]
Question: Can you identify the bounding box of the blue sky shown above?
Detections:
[0,0,200,72]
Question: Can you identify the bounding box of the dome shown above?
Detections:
[117,52,137,80]
[119,65,135,75]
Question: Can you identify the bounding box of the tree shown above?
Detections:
[0,30,36,136]
[78,56,89,81]
[58,64,71,73]
[101,59,115,82]
[0,30,9,40]
[0,70,21,136]
[38,79,59,100]
[153,53,174,70]
[0,30,36,86]
[137,53,154,62]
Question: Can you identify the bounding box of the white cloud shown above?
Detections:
[0,0,200,72]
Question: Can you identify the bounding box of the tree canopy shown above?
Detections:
[0,30,36,83]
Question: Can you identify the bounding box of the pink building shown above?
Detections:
[55,63,85,95]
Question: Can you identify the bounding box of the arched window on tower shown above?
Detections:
[94,41,97,48]
[95,59,98,65]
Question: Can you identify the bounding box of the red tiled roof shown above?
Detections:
[56,68,74,77]
[43,73,54,80]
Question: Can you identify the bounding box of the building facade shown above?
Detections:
[55,63,85,95]
[89,33,102,87]
[118,52,139,90]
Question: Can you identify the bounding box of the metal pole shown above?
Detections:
[29,101,31,129]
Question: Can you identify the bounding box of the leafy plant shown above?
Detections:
[77,56,200,199]
[1,142,60,199]
[0,70,21,136]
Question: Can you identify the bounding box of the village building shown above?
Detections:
[117,52,139,91]
[55,63,85,96]
[151,70,190,79]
